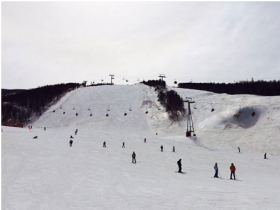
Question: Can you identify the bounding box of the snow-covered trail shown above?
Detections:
[2,84,280,210]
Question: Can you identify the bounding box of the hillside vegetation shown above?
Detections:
[1,83,80,127]
[178,80,280,96]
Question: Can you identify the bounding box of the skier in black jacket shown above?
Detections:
[177,159,182,173]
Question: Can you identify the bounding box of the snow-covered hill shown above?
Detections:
[2,84,280,210]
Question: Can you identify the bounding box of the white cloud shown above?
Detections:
[2,2,280,89]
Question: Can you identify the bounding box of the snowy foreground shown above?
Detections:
[2,84,280,210]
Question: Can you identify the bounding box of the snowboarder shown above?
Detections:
[230,163,236,180]
[122,142,125,148]
[161,145,163,152]
[75,129,78,135]
[144,138,146,143]
[132,151,136,164]
[177,159,182,173]
[103,141,106,148]
[264,153,267,159]
[238,147,240,153]
[214,162,219,178]
[69,139,73,147]
[33,136,38,139]
[173,146,175,152]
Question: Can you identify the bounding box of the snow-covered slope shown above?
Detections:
[2,84,280,210]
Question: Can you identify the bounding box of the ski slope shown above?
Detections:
[2,84,280,210]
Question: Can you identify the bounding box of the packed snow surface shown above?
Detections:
[2,84,280,210]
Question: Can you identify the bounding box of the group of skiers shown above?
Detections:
[66,131,268,180]
[69,129,78,147]
[213,162,236,179]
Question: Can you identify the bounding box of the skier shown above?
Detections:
[177,159,182,173]
[214,162,219,178]
[69,139,73,147]
[144,138,146,143]
[264,153,267,159]
[33,136,38,139]
[238,147,240,153]
[70,135,74,139]
[132,151,136,164]
[75,129,78,135]
[44,127,46,131]
[122,142,125,148]
[230,163,236,180]
[173,146,175,152]
[103,141,106,148]
[161,145,163,152]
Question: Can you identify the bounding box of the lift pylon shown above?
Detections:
[183,97,195,137]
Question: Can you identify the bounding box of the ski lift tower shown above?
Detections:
[109,74,114,85]
[158,74,166,89]
[183,97,195,137]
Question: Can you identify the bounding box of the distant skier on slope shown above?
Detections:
[144,138,146,143]
[103,141,106,148]
[214,162,219,178]
[238,147,240,153]
[264,153,267,159]
[177,159,182,173]
[122,142,125,148]
[161,145,163,152]
[132,151,136,164]
[69,139,73,147]
[70,135,74,139]
[173,146,175,152]
[75,129,78,135]
[230,163,236,180]
[33,136,38,139]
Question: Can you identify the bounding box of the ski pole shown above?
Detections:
[218,172,222,178]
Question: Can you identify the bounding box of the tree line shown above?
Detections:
[142,80,185,121]
[2,83,80,127]
[178,80,280,96]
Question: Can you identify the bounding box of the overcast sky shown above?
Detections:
[2,1,280,89]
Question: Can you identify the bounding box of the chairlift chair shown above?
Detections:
[252,107,256,116]
[239,106,242,114]
[211,103,214,112]
[106,109,109,117]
